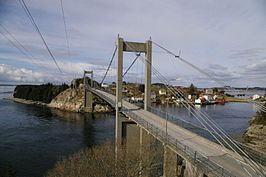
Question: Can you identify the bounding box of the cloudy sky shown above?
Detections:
[0,0,266,87]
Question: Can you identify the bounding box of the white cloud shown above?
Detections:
[1,0,266,86]
[0,64,50,83]
[246,59,266,73]
[208,64,228,71]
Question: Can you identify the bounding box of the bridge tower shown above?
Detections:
[83,70,94,112]
[116,37,152,144]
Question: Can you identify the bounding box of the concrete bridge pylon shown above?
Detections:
[83,70,94,112]
[115,37,152,144]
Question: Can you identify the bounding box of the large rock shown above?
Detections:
[70,78,83,89]
[49,87,84,112]
[49,85,112,113]
[94,104,111,113]
[243,120,266,152]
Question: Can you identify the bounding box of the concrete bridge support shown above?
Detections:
[163,146,178,177]
[123,122,140,152]
[84,89,93,111]
[115,37,152,145]
[184,161,209,177]
[83,70,94,112]
[116,113,161,177]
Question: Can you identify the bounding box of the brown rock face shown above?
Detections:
[243,122,266,152]
[243,102,266,153]
[49,87,84,112]
[49,85,113,113]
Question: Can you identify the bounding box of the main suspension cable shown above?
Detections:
[100,45,117,85]
[19,0,63,73]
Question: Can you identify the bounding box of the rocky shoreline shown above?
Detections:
[243,117,266,153]
[9,95,113,113]
[10,84,113,114]
[49,86,113,113]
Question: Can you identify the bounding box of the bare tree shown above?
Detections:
[46,141,163,177]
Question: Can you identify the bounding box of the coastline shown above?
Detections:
[225,96,248,103]
[7,96,113,114]
[7,96,47,106]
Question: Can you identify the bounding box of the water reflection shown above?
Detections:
[153,102,258,135]
[0,98,115,177]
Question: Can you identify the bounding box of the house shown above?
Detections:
[205,89,213,95]
[202,95,214,102]
[195,97,206,105]
[252,94,260,100]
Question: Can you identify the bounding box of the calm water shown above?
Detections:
[0,86,115,177]
[156,103,258,134]
[0,86,259,177]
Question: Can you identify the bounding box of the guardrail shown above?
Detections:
[92,89,234,177]
[91,89,116,107]
[147,106,216,140]
[148,106,266,167]
[124,108,235,177]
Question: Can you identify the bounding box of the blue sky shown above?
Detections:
[0,0,266,87]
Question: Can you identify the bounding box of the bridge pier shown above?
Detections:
[84,89,93,112]
[184,160,208,177]
[123,122,140,152]
[83,70,94,112]
[163,146,178,177]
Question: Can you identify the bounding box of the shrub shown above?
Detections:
[252,102,266,125]
[46,142,162,177]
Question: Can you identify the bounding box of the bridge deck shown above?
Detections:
[93,89,263,177]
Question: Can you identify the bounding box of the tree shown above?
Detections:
[213,87,218,93]
[138,84,145,93]
[46,142,162,177]
[188,83,197,95]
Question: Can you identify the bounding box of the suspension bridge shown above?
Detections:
[1,1,265,176]
[83,37,266,177]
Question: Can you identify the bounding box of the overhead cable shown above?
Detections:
[100,45,117,85]
[19,0,63,73]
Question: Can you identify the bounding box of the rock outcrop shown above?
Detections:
[243,104,266,153]
[49,84,113,113]
[11,79,112,113]
[49,87,84,112]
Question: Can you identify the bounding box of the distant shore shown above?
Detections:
[225,96,248,103]
[7,96,47,106]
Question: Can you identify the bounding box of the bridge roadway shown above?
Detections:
[92,89,262,177]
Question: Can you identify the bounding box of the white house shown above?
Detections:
[202,95,214,101]
[252,94,260,100]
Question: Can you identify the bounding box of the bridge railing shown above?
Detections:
[147,106,217,141]
[123,108,235,177]
[148,106,266,166]
[92,89,234,176]
[91,89,116,107]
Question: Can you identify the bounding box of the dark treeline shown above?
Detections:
[13,83,69,103]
